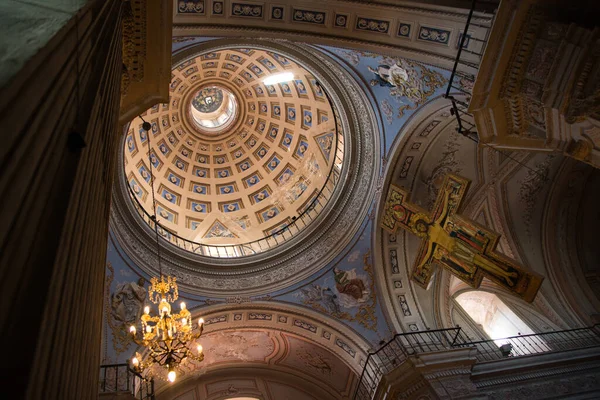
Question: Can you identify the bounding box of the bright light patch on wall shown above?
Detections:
[263,72,294,85]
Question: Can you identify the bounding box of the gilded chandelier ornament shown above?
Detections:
[129,275,205,383]
[127,119,205,383]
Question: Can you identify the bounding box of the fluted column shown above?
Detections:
[0,0,124,398]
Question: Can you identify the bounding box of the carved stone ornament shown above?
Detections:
[110,39,380,296]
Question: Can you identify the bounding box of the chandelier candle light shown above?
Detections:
[129,119,205,383]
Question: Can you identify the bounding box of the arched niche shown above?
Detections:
[447,278,560,342]
[371,93,590,336]
[543,158,600,326]
[159,366,346,400]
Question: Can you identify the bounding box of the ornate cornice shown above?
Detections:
[174,24,460,71]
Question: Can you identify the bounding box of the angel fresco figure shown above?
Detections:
[368,64,409,88]
[333,267,368,302]
[298,284,341,314]
[369,63,428,107]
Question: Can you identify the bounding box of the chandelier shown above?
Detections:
[128,119,205,383]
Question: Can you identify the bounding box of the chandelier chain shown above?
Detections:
[140,116,163,278]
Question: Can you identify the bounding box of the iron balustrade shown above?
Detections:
[99,363,155,400]
[466,324,600,362]
[353,328,467,400]
[126,88,344,258]
[353,325,600,400]
[444,0,498,140]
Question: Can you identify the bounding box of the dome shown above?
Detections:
[123,47,344,257]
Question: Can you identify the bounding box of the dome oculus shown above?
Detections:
[192,87,224,113]
[189,85,238,133]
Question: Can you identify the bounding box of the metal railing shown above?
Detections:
[467,324,600,362]
[353,325,600,400]
[444,0,498,140]
[353,328,467,400]
[99,364,155,400]
[126,89,345,258]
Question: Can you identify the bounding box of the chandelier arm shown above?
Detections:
[188,352,205,362]
[130,335,145,346]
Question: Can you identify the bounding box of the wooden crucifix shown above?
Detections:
[381,174,543,303]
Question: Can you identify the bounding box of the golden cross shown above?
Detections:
[381,174,543,303]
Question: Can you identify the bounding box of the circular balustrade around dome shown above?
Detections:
[123,47,344,258]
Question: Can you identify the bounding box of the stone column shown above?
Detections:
[0,0,124,398]
[376,348,480,400]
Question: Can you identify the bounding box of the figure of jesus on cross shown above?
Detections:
[381,174,543,303]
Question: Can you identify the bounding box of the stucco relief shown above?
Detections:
[104,263,147,357]
[422,130,466,209]
[517,154,556,236]
[336,50,447,119]
[279,333,354,394]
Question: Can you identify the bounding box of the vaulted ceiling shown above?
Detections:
[104,8,600,398]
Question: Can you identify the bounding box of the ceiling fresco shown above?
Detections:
[105,38,493,397]
[316,46,453,156]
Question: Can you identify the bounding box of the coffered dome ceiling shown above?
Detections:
[124,47,343,254]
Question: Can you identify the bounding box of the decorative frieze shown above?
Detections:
[205,315,228,325]
[355,17,390,34]
[270,5,284,20]
[398,295,412,316]
[398,156,413,178]
[294,318,317,333]
[390,249,400,274]
[334,14,348,29]
[249,312,272,320]
[418,25,451,45]
[397,22,412,38]
[335,338,356,357]
[292,9,326,25]
[178,0,204,14]
[232,2,263,18]
[212,0,224,15]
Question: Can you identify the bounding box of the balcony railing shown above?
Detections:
[99,363,155,400]
[353,328,467,400]
[353,325,600,400]
[444,0,499,140]
[467,324,600,362]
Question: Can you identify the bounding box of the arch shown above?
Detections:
[542,157,600,326]
[454,289,534,339]
[159,366,342,400]
[448,279,561,341]
[145,302,368,398]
